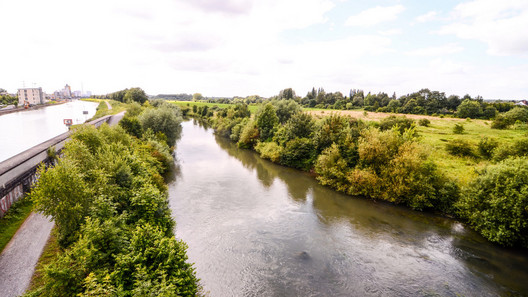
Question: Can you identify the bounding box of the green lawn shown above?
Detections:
[0,198,33,253]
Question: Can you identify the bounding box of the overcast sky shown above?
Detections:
[1,0,527,99]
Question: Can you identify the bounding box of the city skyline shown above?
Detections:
[1,0,527,99]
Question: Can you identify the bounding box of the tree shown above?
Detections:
[255,103,279,141]
[192,93,203,101]
[123,88,148,104]
[31,158,94,247]
[456,99,482,118]
[139,107,182,145]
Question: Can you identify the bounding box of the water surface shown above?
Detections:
[169,120,528,297]
[0,101,98,162]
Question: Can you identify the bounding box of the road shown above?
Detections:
[0,111,125,297]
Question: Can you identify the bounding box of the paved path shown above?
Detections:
[0,212,54,297]
[108,111,125,126]
[105,100,112,110]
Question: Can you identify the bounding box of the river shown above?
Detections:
[168,120,528,297]
[0,100,98,162]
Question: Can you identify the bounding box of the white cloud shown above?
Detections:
[406,43,463,56]
[438,0,528,55]
[378,29,402,36]
[345,5,405,27]
[415,11,438,23]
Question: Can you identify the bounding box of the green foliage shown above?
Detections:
[445,139,474,157]
[27,115,198,295]
[457,99,482,119]
[379,116,415,133]
[418,118,430,127]
[0,198,33,253]
[313,114,350,153]
[31,159,93,247]
[271,99,302,124]
[255,141,283,163]
[478,137,498,159]
[237,120,259,149]
[493,138,528,162]
[453,123,465,134]
[280,138,316,170]
[273,112,315,146]
[492,107,528,129]
[119,116,143,138]
[123,88,148,104]
[457,158,528,247]
[139,106,182,145]
[255,103,279,141]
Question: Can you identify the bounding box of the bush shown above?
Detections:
[446,139,474,157]
[418,118,430,127]
[280,138,316,170]
[457,157,528,247]
[478,137,498,159]
[255,141,283,163]
[379,116,414,133]
[453,123,465,134]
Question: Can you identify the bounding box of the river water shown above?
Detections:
[168,120,528,297]
[0,101,98,162]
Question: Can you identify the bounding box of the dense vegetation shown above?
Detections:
[0,91,18,106]
[103,88,149,104]
[189,99,528,248]
[25,102,198,296]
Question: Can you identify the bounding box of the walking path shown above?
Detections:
[0,111,124,297]
[0,212,53,297]
[105,100,112,110]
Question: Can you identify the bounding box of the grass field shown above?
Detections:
[309,109,526,185]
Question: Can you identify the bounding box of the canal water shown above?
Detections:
[0,101,98,162]
[168,120,528,297]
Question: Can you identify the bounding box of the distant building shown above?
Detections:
[18,87,44,106]
[515,100,528,106]
[63,84,72,99]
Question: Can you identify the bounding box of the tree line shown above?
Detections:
[25,102,198,296]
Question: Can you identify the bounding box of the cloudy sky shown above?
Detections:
[1,0,527,99]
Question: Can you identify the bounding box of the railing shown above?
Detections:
[0,115,112,217]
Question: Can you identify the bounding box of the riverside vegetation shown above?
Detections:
[181,97,528,248]
[24,100,198,296]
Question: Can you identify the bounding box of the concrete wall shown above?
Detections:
[0,115,112,218]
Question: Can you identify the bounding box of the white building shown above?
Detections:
[18,87,44,106]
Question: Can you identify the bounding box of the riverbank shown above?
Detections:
[0,101,67,116]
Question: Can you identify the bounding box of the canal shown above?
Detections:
[169,120,528,297]
[0,101,98,162]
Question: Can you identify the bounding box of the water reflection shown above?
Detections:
[169,121,528,297]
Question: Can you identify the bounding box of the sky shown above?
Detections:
[1,0,527,99]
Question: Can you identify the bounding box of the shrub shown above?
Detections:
[314,144,349,192]
[379,116,415,133]
[255,141,283,163]
[478,137,498,159]
[237,120,259,149]
[453,123,465,134]
[418,118,430,127]
[280,138,316,170]
[457,157,528,247]
[445,139,474,157]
